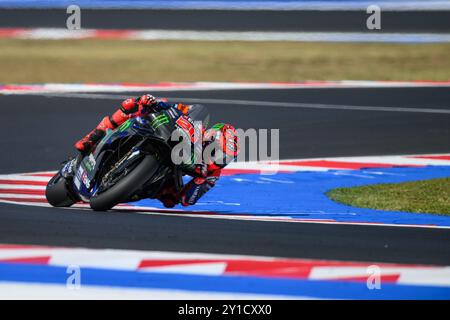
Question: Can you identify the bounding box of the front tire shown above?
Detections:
[45,173,77,207]
[89,155,159,211]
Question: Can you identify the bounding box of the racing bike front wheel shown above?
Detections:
[89,155,159,211]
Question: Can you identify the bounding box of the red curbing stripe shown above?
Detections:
[120,82,187,88]
[224,260,314,278]
[93,29,135,39]
[285,160,422,170]
[138,258,427,281]
[23,173,54,178]
[269,81,332,86]
[0,244,46,249]
[2,85,37,91]
[410,155,450,161]
[0,256,51,265]
[139,259,223,269]
[0,197,48,203]
[0,180,48,186]
[0,189,45,195]
[323,274,401,283]
[0,28,26,38]
[410,80,450,85]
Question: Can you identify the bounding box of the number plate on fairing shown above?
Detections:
[76,165,91,189]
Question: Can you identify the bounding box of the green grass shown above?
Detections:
[1,39,450,83]
[327,178,450,215]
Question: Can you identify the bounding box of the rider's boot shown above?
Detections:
[74,129,105,154]
[74,116,116,154]
[155,180,180,208]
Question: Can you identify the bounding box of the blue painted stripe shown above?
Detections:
[135,165,450,226]
[1,263,449,299]
[0,1,449,11]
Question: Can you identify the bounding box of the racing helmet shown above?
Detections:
[203,123,239,168]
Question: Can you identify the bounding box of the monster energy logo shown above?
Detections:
[212,123,225,130]
[118,120,132,132]
[151,114,169,129]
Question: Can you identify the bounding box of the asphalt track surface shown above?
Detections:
[0,87,449,265]
[1,9,450,32]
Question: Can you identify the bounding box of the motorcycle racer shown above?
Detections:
[74,94,239,208]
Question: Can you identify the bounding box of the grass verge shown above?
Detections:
[1,39,450,83]
[327,178,450,215]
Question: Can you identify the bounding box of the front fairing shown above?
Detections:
[70,112,180,201]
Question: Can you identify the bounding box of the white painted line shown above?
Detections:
[130,30,450,43]
[141,262,228,275]
[397,268,450,287]
[0,246,293,263]
[3,81,450,96]
[228,162,330,172]
[0,174,51,182]
[0,282,300,300]
[163,97,450,114]
[271,153,450,166]
[0,184,45,190]
[310,266,450,287]
[3,28,450,43]
[330,156,450,166]
[135,30,450,43]
[0,199,50,207]
[123,208,450,230]
[12,92,450,115]
[0,194,45,199]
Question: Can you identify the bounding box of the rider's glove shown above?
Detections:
[193,163,208,178]
[138,94,157,107]
[180,171,219,207]
[138,94,172,113]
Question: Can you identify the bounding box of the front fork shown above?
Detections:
[60,154,83,179]
[57,155,83,202]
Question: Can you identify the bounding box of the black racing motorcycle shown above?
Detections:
[45,108,203,211]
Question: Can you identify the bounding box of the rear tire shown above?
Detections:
[89,155,159,211]
[45,173,77,207]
